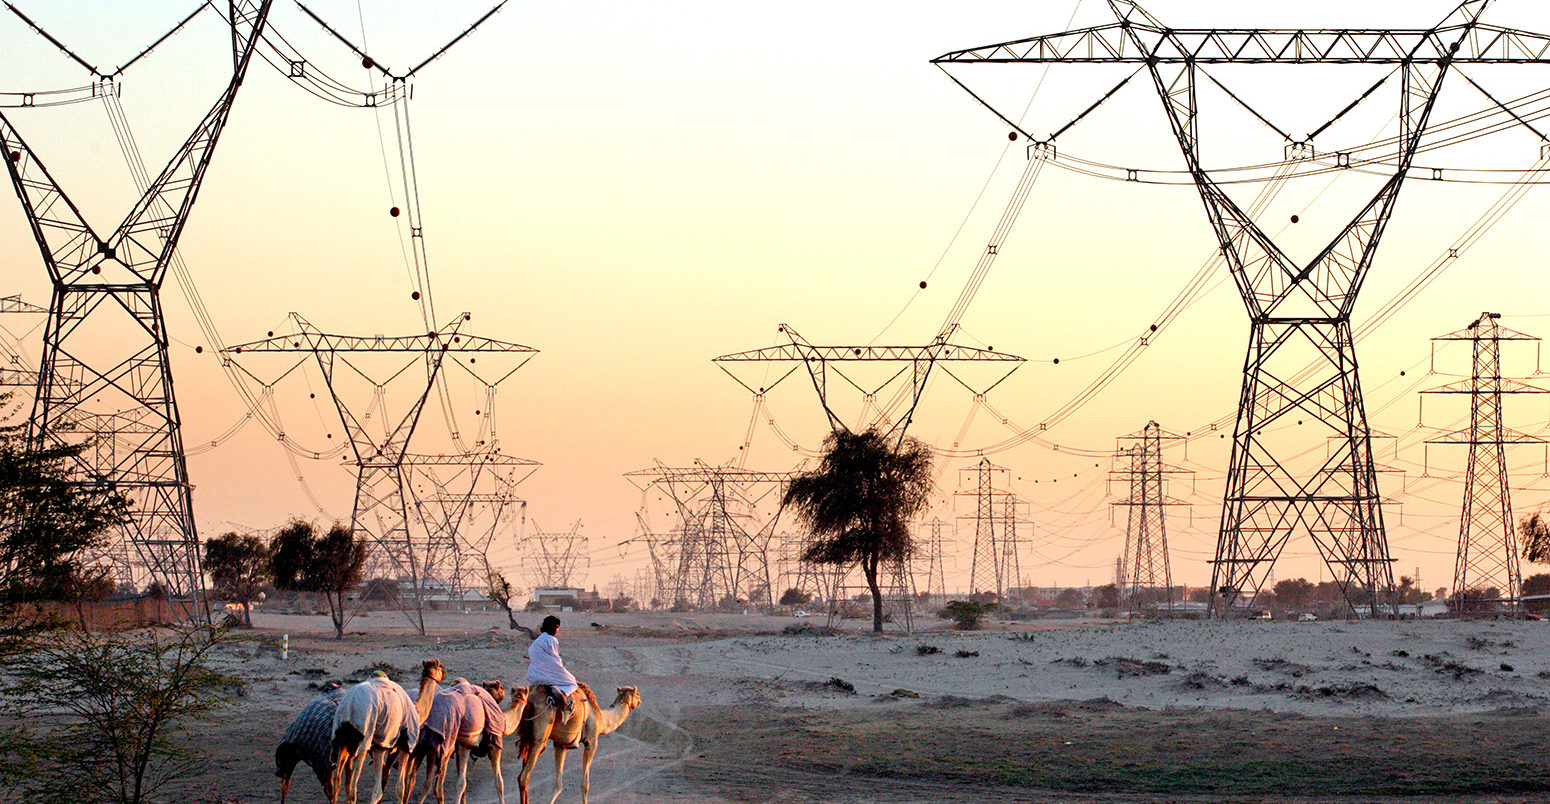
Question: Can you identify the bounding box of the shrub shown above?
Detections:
[939,599,996,630]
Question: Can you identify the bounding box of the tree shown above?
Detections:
[269,520,366,639]
[779,587,813,607]
[1523,512,1550,564]
[1091,584,1119,611]
[1273,578,1314,609]
[782,428,934,633]
[202,532,271,628]
[0,408,127,647]
[1522,573,1550,614]
[487,569,522,630]
[1054,588,1086,609]
[0,625,232,804]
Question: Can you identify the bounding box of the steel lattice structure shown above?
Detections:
[1424,313,1544,617]
[406,451,534,603]
[627,463,794,610]
[715,324,1025,437]
[956,459,1026,600]
[0,1,274,600]
[523,520,589,591]
[1110,421,1189,614]
[916,517,950,598]
[936,0,1550,618]
[223,312,536,632]
[0,294,44,418]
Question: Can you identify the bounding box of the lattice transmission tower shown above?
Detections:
[935,0,1550,618]
[1109,421,1189,614]
[0,294,44,423]
[626,463,793,610]
[223,313,537,632]
[1424,313,1545,617]
[523,520,589,590]
[0,1,274,600]
[916,517,950,598]
[956,459,1026,600]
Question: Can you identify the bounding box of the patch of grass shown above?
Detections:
[685,701,1550,798]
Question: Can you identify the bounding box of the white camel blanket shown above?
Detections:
[333,674,420,752]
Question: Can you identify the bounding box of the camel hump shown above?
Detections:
[576,682,600,712]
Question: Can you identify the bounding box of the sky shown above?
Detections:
[4,0,1550,597]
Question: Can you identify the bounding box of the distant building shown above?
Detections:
[533,587,586,609]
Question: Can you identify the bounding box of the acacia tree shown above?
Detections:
[0,625,232,804]
[783,428,933,633]
[0,409,127,647]
[487,569,522,630]
[203,532,272,627]
[269,520,365,639]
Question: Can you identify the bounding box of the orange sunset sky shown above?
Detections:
[4,0,1550,596]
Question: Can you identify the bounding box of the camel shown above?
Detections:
[409,680,529,804]
[330,660,445,804]
[516,684,642,804]
[276,681,345,804]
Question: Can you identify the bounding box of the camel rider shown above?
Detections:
[525,615,579,719]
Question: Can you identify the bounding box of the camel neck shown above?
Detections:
[415,676,438,722]
[592,700,636,737]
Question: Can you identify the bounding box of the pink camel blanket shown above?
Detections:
[420,679,505,763]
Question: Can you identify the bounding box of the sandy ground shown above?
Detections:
[34,610,1550,803]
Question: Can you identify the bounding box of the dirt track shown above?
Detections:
[14,611,1550,803]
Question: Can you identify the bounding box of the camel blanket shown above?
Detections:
[420,680,505,763]
[525,632,578,695]
[279,686,345,775]
[333,674,420,752]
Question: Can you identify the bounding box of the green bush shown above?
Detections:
[939,600,996,630]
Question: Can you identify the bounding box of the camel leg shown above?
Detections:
[402,753,421,804]
[329,746,351,804]
[430,755,448,804]
[363,748,386,804]
[517,734,546,804]
[579,740,597,804]
[393,750,412,804]
[489,746,506,804]
[347,750,370,804]
[317,762,337,803]
[547,746,568,804]
[452,748,469,804]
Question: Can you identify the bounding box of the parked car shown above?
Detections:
[1297,612,1317,622]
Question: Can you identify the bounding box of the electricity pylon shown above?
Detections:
[956,459,1024,600]
[916,517,950,598]
[523,520,589,590]
[934,0,1550,618]
[714,324,1024,438]
[1425,313,1545,617]
[1110,421,1189,615]
[0,0,274,600]
[223,312,536,633]
[626,463,793,609]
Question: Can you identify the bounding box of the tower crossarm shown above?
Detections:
[224,313,536,355]
[0,294,44,313]
[625,466,795,486]
[0,0,276,289]
[713,342,1024,363]
[932,23,1550,66]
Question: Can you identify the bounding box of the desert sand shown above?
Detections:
[71,610,1550,802]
